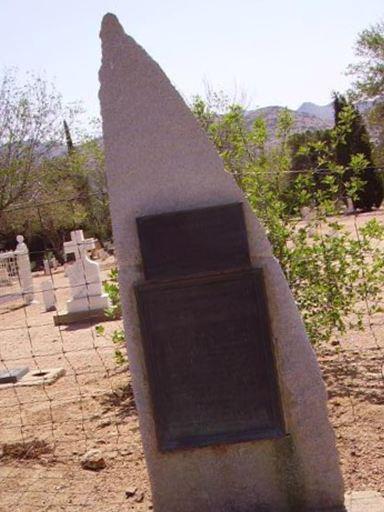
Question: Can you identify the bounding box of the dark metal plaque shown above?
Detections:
[136,202,250,280]
[135,269,285,451]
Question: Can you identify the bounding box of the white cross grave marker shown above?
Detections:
[63,230,109,314]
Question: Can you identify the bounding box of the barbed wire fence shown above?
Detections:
[0,179,383,511]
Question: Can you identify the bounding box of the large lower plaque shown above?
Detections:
[135,269,285,451]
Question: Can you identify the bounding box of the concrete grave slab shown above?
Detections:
[18,368,65,386]
[99,13,346,512]
[0,368,65,389]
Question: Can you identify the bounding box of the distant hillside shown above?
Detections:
[297,102,334,123]
[297,98,378,122]
[244,106,332,145]
[244,98,379,145]
[38,100,379,157]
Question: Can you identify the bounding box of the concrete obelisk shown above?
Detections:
[99,13,345,512]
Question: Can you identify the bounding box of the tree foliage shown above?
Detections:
[348,21,384,99]
[289,95,383,211]
[0,71,111,258]
[333,93,383,210]
[348,20,384,166]
[0,70,66,213]
[289,129,331,172]
[191,95,384,344]
[99,96,384,360]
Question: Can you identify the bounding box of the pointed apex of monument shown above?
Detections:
[98,11,271,256]
[100,13,125,39]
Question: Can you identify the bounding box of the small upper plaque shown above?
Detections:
[136,202,250,280]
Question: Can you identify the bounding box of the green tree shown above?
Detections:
[333,93,383,210]
[348,20,384,167]
[348,21,384,100]
[100,95,384,362]
[289,129,331,173]
[0,71,111,257]
[66,136,111,242]
[192,95,384,344]
[0,70,78,214]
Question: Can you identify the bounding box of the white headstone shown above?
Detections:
[15,235,35,305]
[41,280,56,312]
[43,259,50,276]
[345,197,355,214]
[63,230,109,313]
[99,13,345,512]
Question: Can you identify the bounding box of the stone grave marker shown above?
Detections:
[43,259,50,276]
[15,235,35,304]
[99,13,346,512]
[54,230,109,325]
[41,280,56,312]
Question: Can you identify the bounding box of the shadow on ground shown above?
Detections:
[98,381,137,420]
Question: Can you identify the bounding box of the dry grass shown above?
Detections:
[1,439,52,461]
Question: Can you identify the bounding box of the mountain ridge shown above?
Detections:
[244,98,378,144]
[244,103,333,144]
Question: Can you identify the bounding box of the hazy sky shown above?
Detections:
[1,0,383,120]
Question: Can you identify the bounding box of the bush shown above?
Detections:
[192,96,384,344]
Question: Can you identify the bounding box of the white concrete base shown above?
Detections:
[66,294,109,313]
[346,491,384,512]
[53,308,109,325]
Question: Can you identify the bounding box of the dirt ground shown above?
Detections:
[0,213,383,511]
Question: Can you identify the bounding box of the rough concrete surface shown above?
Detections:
[346,491,384,512]
[99,13,345,512]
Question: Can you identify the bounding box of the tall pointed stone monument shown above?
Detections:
[99,13,345,512]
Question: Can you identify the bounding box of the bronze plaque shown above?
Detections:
[135,269,285,451]
[136,202,250,280]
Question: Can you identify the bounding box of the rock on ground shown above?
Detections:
[80,449,106,471]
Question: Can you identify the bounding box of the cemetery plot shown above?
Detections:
[0,10,382,509]
[0,214,382,511]
[0,260,151,511]
[0,236,34,306]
